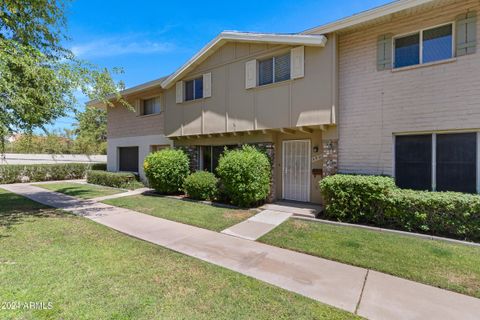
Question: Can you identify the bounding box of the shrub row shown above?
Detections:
[319,174,480,242]
[144,145,271,207]
[0,163,106,184]
[86,170,141,190]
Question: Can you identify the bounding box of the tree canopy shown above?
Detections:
[73,107,107,154]
[0,0,127,152]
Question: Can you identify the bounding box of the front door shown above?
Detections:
[282,140,311,202]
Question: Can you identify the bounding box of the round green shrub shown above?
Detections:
[144,149,189,194]
[216,145,271,207]
[183,171,219,201]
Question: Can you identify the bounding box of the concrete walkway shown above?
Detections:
[221,210,292,240]
[90,187,151,202]
[2,183,480,320]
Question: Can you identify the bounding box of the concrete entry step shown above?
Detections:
[222,210,292,240]
[261,201,322,218]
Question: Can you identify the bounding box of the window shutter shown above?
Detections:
[290,46,304,79]
[245,60,257,89]
[175,81,183,103]
[456,11,477,56]
[203,73,212,98]
[377,34,393,71]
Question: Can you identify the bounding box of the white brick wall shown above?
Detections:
[338,0,480,176]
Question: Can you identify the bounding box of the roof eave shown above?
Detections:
[302,0,436,35]
[87,77,167,108]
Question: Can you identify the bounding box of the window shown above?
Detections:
[423,24,453,63]
[185,77,203,101]
[118,147,139,172]
[394,34,420,68]
[395,133,478,193]
[258,52,291,86]
[142,97,161,115]
[259,58,274,86]
[394,24,453,68]
[200,145,237,172]
[436,133,476,193]
[395,135,432,190]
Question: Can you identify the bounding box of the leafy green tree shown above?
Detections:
[7,130,72,154]
[0,0,128,153]
[73,107,107,155]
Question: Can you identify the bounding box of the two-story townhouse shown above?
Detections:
[92,0,479,204]
[161,32,336,204]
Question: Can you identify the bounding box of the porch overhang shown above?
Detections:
[168,125,328,141]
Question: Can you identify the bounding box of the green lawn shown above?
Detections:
[259,219,480,298]
[104,194,256,231]
[0,189,357,319]
[33,182,124,199]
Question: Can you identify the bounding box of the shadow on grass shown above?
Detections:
[140,190,244,210]
[0,192,66,236]
[52,187,98,198]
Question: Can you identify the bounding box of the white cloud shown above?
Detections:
[71,35,175,58]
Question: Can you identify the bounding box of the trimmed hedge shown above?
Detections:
[91,163,107,171]
[0,163,104,184]
[143,149,189,194]
[216,145,271,207]
[319,174,480,242]
[87,170,141,189]
[183,171,219,201]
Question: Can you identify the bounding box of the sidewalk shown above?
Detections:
[221,210,292,240]
[2,183,480,320]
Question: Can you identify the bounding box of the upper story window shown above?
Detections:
[394,24,453,68]
[142,97,161,115]
[258,52,291,86]
[185,77,203,101]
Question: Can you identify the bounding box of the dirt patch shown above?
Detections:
[290,220,310,231]
[439,270,480,296]
[222,210,255,221]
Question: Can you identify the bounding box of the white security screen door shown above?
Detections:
[282,140,311,202]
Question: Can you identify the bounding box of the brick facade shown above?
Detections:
[322,139,338,177]
[338,0,480,176]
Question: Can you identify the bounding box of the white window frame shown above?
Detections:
[258,52,291,86]
[392,22,455,69]
[184,76,203,101]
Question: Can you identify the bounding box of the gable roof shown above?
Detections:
[89,0,448,106]
[160,31,327,89]
[88,76,167,108]
[302,0,438,35]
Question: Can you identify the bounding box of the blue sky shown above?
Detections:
[48,0,391,131]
